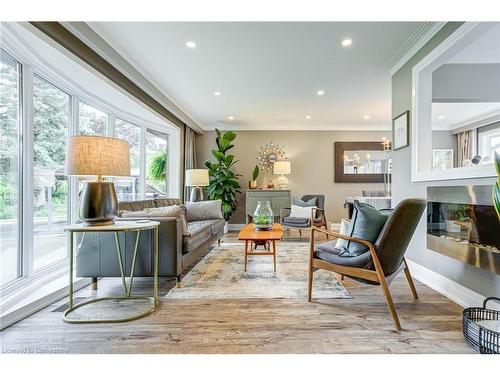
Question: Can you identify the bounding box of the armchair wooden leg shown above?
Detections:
[403,259,419,300]
[378,275,402,330]
[307,259,313,302]
[299,229,302,237]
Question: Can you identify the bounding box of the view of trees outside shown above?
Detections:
[32,75,70,269]
[0,48,21,286]
[114,118,141,201]
[79,102,107,136]
[146,130,168,196]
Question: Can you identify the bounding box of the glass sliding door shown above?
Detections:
[114,118,141,201]
[32,75,70,269]
[0,49,22,287]
[146,129,168,198]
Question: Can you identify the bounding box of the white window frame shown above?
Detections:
[411,22,497,182]
[0,25,180,308]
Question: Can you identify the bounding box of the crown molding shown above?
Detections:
[202,123,391,132]
[386,22,447,75]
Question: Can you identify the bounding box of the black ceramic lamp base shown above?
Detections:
[79,181,118,226]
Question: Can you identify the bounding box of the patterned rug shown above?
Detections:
[165,242,351,300]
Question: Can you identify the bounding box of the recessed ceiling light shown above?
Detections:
[214,91,222,96]
[228,116,234,121]
[186,41,197,48]
[305,115,312,120]
[363,115,371,120]
[438,115,446,120]
[341,39,353,47]
[317,90,325,96]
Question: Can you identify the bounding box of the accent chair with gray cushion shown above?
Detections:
[75,198,224,289]
[307,198,426,330]
[280,194,328,238]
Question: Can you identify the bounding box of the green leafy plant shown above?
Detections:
[205,129,242,221]
[148,150,167,183]
[253,212,272,225]
[494,150,500,220]
[252,165,260,182]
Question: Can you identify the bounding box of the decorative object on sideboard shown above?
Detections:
[205,129,242,222]
[392,110,409,150]
[257,141,286,172]
[253,201,274,231]
[273,160,291,190]
[494,151,500,220]
[249,165,259,189]
[334,141,389,183]
[66,135,130,226]
[185,169,209,202]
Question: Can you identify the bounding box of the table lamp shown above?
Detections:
[185,169,209,201]
[273,160,291,189]
[66,135,130,226]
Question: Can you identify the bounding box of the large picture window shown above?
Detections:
[146,129,168,197]
[32,75,71,270]
[114,118,141,201]
[78,102,107,136]
[0,48,22,287]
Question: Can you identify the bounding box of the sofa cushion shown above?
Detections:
[186,200,223,221]
[292,196,317,207]
[183,221,212,254]
[118,199,155,213]
[121,205,189,236]
[345,200,390,256]
[154,198,181,207]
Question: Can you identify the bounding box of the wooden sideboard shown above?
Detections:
[246,189,291,223]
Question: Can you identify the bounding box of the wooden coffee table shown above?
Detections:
[238,223,283,272]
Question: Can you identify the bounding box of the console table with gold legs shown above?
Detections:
[63,220,160,324]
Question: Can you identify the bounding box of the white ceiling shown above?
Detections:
[447,23,500,64]
[432,102,500,130]
[90,22,424,131]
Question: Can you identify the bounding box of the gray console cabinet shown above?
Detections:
[246,189,291,223]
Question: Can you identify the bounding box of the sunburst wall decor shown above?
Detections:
[257,141,286,172]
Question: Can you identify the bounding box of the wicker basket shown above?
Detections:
[463,297,500,354]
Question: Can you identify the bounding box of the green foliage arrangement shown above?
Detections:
[204,129,242,221]
[148,150,167,183]
[253,212,272,225]
[494,151,500,220]
[252,165,260,182]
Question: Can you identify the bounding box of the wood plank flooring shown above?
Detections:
[0,231,474,354]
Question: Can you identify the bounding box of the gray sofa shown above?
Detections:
[75,198,224,287]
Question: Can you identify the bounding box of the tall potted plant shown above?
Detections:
[494,150,500,220]
[205,129,241,231]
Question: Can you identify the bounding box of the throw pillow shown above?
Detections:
[292,196,317,207]
[344,200,391,256]
[289,204,316,219]
[185,200,223,221]
[334,218,351,251]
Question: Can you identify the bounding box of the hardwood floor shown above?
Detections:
[0,231,474,354]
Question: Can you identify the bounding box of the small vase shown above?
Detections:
[250,180,258,189]
[253,201,274,231]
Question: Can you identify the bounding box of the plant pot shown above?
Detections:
[224,222,229,234]
[250,180,258,189]
[445,220,461,233]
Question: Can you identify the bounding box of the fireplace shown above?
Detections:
[427,185,500,275]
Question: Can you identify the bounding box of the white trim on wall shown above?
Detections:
[411,22,497,182]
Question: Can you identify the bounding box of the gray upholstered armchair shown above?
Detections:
[307,198,426,330]
[280,194,328,238]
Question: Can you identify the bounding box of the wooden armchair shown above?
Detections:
[307,198,426,330]
[280,194,328,238]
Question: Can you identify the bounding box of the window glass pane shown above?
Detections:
[114,118,140,201]
[32,75,70,269]
[146,130,168,197]
[0,49,21,286]
[78,102,107,136]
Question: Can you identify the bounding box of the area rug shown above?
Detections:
[165,242,351,300]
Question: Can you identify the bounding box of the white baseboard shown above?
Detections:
[406,259,487,308]
[227,224,245,230]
